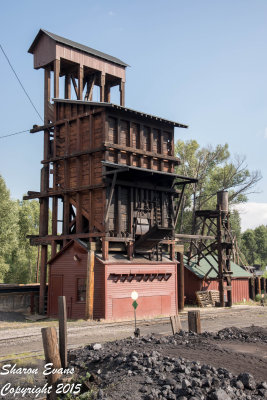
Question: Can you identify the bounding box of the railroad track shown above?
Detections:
[0,307,259,363]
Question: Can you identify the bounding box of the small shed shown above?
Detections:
[48,239,177,320]
[184,255,252,304]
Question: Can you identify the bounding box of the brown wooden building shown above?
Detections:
[25,29,195,317]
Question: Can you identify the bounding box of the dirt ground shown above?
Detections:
[1,306,267,399]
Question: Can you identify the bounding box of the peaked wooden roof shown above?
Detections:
[28,29,129,68]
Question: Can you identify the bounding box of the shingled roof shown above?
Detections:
[28,29,129,68]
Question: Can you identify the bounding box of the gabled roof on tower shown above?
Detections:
[28,29,129,68]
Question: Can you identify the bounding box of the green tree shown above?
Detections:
[241,229,258,265]
[5,199,40,284]
[0,175,18,282]
[175,140,261,234]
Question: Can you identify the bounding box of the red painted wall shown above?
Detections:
[48,243,105,319]
[104,262,177,320]
[48,242,177,320]
[184,267,250,304]
[203,279,250,303]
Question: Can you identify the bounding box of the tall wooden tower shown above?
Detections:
[25,29,196,315]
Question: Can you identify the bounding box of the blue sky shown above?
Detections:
[0,0,266,230]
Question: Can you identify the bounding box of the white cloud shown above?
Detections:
[232,202,267,231]
[108,11,115,16]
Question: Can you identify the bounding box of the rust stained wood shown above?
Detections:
[54,59,60,98]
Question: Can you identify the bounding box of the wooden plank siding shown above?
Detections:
[184,268,250,304]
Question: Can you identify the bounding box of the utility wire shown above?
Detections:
[0,129,30,140]
[0,44,43,122]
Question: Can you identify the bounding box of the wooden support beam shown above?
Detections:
[44,67,51,124]
[188,310,201,334]
[78,65,84,100]
[127,242,134,260]
[104,172,117,224]
[85,245,95,319]
[117,185,122,236]
[71,74,79,99]
[104,83,110,102]
[54,59,60,99]
[100,73,105,102]
[217,210,225,307]
[58,296,67,369]
[24,183,105,200]
[120,80,125,106]
[64,74,71,99]
[102,239,109,261]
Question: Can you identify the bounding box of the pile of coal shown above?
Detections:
[68,334,267,400]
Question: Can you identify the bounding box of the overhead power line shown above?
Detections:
[0,129,30,140]
[0,44,43,122]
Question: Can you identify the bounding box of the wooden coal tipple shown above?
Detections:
[25,29,196,317]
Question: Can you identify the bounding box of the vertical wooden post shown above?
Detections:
[177,250,184,311]
[120,80,125,106]
[217,210,225,307]
[170,243,175,261]
[78,65,84,100]
[251,277,255,300]
[127,242,134,260]
[104,83,110,102]
[102,239,109,261]
[44,67,51,123]
[257,276,261,295]
[85,243,95,319]
[100,73,105,102]
[188,310,201,333]
[65,74,71,99]
[54,59,60,98]
[41,327,62,399]
[58,296,67,369]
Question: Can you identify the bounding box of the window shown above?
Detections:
[77,278,86,302]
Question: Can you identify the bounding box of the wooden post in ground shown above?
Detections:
[58,296,67,368]
[188,310,201,333]
[41,327,62,399]
[85,243,96,320]
[170,315,182,335]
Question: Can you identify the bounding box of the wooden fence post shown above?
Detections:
[58,296,67,368]
[188,310,201,333]
[41,327,62,399]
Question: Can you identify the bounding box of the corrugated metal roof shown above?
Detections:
[53,98,189,128]
[28,29,129,68]
[184,254,252,279]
